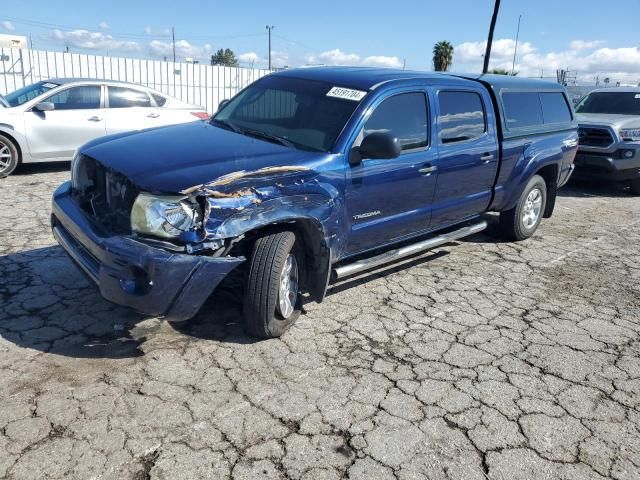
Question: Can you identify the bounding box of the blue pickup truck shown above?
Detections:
[52,67,578,338]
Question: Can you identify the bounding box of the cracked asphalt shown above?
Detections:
[1,164,639,480]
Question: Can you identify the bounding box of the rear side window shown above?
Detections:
[540,92,572,123]
[363,92,428,151]
[502,92,543,129]
[108,87,151,108]
[438,91,486,143]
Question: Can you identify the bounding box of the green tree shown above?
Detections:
[210,48,239,67]
[489,68,518,76]
[433,41,454,72]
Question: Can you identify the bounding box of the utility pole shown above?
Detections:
[483,0,501,73]
[172,27,176,63]
[266,25,274,70]
[511,14,521,76]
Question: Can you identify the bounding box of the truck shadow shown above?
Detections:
[13,161,71,176]
[0,246,259,359]
[559,179,633,198]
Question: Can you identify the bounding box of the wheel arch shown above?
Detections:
[534,163,559,218]
[0,127,24,164]
[239,217,332,303]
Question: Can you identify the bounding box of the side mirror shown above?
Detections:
[217,99,230,111]
[359,132,401,160]
[34,102,54,112]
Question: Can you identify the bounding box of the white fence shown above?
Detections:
[0,48,270,113]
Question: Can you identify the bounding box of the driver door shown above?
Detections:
[344,90,439,256]
[23,84,106,161]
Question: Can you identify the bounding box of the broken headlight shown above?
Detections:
[131,193,197,239]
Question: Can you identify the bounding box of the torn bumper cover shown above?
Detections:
[51,181,244,321]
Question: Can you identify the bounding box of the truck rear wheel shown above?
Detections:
[499,175,547,241]
[630,179,640,195]
[243,231,303,338]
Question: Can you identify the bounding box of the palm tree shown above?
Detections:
[433,41,454,71]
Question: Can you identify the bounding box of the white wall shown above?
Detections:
[0,48,270,113]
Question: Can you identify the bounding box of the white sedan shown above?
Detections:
[0,78,209,177]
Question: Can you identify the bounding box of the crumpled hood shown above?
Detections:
[80,121,324,193]
[576,113,640,130]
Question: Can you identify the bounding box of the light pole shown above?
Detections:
[266,25,275,70]
[483,0,501,74]
[511,14,521,75]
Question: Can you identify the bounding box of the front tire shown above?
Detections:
[499,175,547,241]
[0,134,19,178]
[243,231,303,338]
[630,178,640,195]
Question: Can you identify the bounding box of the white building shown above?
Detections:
[0,34,28,49]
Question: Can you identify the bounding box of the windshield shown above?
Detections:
[213,75,365,152]
[4,81,60,107]
[575,92,640,116]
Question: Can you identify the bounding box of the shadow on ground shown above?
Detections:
[560,178,634,198]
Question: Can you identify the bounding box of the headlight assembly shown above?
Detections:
[131,193,198,239]
[619,129,640,141]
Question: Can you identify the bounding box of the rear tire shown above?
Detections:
[243,231,303,338]
[0,134,19,178]
[630,179,640,195]
[499,175,547,241]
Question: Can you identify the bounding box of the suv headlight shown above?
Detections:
[131,193,197,239]
[619,129,640,141]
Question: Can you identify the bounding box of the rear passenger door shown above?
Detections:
[104,86,156,134]
[430,88,499,228]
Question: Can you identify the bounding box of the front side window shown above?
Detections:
[362,92,428,151]
[46,86,101,110]
[575,92,640,116]
[214,76,363,152]
[108,87,151,108]
[438,91,486,143]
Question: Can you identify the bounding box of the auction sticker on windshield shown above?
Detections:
[326,86,367,101]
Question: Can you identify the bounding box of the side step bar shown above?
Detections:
[333,220,487,280]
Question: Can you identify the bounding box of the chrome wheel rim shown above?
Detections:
[277,254,298,319]
[0,142,12,170]
[522,188,543,229]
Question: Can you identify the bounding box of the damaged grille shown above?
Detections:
[578,127,615,148]
[73,155,139,234]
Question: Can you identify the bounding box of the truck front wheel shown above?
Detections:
[499,175,547,241]
[243,231,303,338]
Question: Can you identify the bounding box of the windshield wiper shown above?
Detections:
[210,118,242,134]
[240,128,296,148]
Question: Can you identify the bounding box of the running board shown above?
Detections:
[333,220,487,280]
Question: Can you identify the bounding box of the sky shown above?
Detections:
[1,0,639,85]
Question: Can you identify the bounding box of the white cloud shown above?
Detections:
[238,52,260,64]
[1,20,15,31]
[50,29,140,52]
[454,38,640,83]
[144,26,171,36]
[98,21,110,30]
[305,49,402,69]
[148,39,213,60]
[570,40,604,51]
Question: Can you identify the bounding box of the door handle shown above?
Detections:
[480,153,494,163]
[87,116,102,122]
[146,113,160,118]
[419,165,437,175]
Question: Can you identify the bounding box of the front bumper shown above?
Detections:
[573,151,640,182]
[51,181,244,321]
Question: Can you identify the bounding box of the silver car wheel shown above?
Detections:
[0,142,12,171]
[522,187,543,229]
[277,254,298,319]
